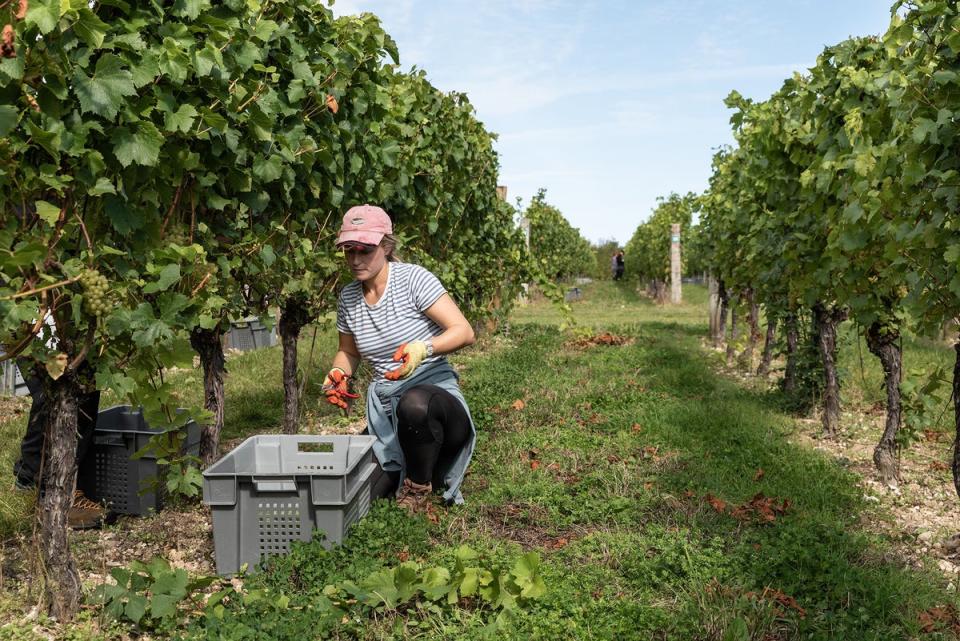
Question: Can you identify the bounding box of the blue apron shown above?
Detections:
[364,361,476,505]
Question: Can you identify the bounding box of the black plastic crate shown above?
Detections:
[78,405,201,516]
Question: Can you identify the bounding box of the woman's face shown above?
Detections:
[342,242,387,282]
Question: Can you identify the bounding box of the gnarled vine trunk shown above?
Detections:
[783,312,799,393]
[867,321,902,486]
[813,303,845,438]
[757,316,778,378]
[739,288,759,370]
[38,373,82,619]
[191,327,225,465]
[484,288,503,335]
[647,279,668,305]
[279,300,312,434]
[708,277,722,344]
[717,280,729,347]
[726,293,740,368]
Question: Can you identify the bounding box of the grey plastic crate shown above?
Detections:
[249,318,277,349]
[0,358,29,397]
[203,434,377,576]
[78,405,201,516]
[223,320,257,352]
[222,317,277,352]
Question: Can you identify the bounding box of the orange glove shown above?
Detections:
[384,341,430,381]
[323,367,359,409]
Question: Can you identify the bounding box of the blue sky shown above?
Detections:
[332,1,893,245]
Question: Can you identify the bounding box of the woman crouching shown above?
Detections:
[322,205,477,512]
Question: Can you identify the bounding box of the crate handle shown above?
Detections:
[94,434,127,447]
[252,477,297,493]
[296,440,335,455]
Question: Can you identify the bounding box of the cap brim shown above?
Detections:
[336,230,385,247]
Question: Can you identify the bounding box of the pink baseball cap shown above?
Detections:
[336,204,393,247]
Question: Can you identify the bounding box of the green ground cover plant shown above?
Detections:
[1,282,958,640]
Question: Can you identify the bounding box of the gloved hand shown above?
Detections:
[323,367,359,409]
[384,341,430,381]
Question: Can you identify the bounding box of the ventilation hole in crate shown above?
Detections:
[231,329,256,352]
[95,451,129,512]
[344,485,370,532]
[256,501,301,558]
[296,464,335,471]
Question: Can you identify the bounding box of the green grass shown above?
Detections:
[2,281,959,640]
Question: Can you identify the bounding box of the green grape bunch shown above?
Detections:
[78,269,111,318]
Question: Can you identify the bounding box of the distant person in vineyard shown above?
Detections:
[322,205,477,514]
[614,250,625,281]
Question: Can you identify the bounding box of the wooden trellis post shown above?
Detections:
[670,223,681,304]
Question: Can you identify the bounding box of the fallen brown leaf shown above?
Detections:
[753,468,765,482]
[511,399,526,411]
[919,605,960,634]
[731,492,791,524]
[764,588,806,619]
[569,332,631,348]
[704,493,727,514]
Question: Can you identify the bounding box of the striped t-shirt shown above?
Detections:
[336,262,448,380]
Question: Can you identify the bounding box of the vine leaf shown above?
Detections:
[162,103,198,133]
[72,54,136,119]
[143,264,181,294]
[45,352,68,380]
[35,200,60,225]
[325,94,339,113]
[74,9,109,49]
[113,121,163,167]
[25,0,57,34]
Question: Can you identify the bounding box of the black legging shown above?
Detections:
[370,384,471,499]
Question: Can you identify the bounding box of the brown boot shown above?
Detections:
[68,490,105,530]
[396,478,432,514]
